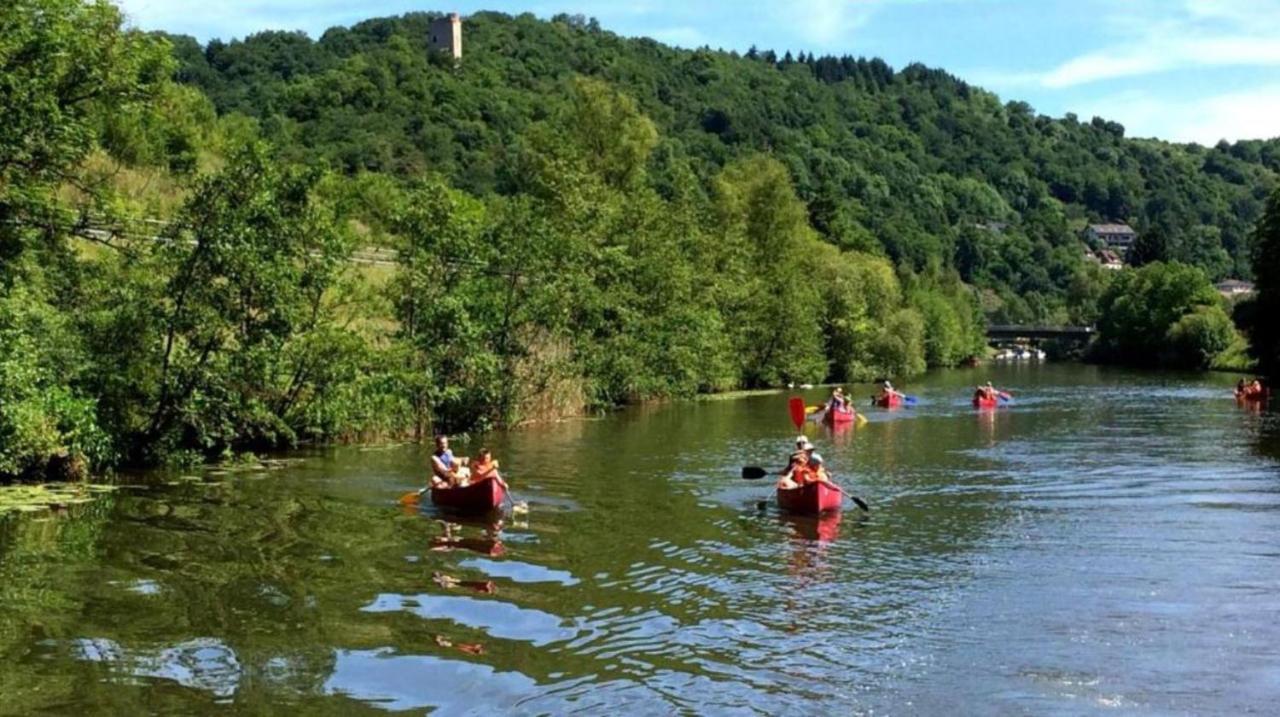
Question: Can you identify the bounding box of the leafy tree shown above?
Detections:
[0,0,169,476]
[1128,228,1169,267]
[1095,262,1237,366]
[1166,305,1236,369]
[1249,189,1280,373]
[125,145,355,459]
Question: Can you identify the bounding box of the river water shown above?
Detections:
[2,365,1279,715]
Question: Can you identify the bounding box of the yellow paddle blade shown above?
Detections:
[855,413,869,426]
[805,405,821,414]
[399,490,423,506]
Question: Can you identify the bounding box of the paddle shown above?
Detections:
[788,397,807,432]
[741,466,869,512]
[399,487,427,506]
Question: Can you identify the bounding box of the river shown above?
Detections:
[2,364,1278,715]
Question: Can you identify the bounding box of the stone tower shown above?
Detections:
[428,12,462,60]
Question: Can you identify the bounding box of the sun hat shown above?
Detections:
[795,436,814,450]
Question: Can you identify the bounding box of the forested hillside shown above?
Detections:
[3,1,1277,479]
[164,11,1279,323]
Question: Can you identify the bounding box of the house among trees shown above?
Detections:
[1215,279,1255,298]
[429,12,462,60]
[1084,223,1137,251]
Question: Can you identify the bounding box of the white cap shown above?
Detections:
[795,436,814,450]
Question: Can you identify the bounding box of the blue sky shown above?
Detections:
[115,0,1280,144]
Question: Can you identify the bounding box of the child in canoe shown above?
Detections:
[779,436,829,489]
[471,448,507,488]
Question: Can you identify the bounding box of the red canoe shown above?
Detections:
[430,477,506,513]
[874,394,902,408]
[823,407,857,424]
[776,481,843,515]
[973,395,998,409]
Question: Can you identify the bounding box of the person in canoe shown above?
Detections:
[827,387,848,412]
[877,381,905,404]
[779,436,830,489]
[430,435,471,489]
[470,448,508,489]
[1237,378,1267,400]
[974,381,997,402]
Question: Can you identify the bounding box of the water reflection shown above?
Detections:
[429,516,506,557]
[822,419,857,447]
[6,366,1280,714]
[324,648,540,713]
[74,637,242,700]
[778,511,842,542]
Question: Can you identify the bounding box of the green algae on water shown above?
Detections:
[0,484,117,515]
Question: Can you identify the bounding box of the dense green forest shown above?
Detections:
[163,11,1280,320]
[2,1,1277,479]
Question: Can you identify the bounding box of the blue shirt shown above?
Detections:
[435,449,455,470]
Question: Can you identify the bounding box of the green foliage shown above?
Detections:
[0,0,169,477]
[5,1,1277,476]
[1249,190,1280,374]
[1095,262,1239,367]
[164,11,1277,320]
[714,156,826,386]
[1128,228,1169,267]
[1166,306,1237,369]
[0,290,111,476]
[131,145,357,458]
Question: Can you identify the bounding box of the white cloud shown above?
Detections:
[1043,36,1280,88]
[1076,85,1280,144]
[789,0,879,47]
[1037,0,1280,88]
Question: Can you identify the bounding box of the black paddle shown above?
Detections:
[741,466,870,512]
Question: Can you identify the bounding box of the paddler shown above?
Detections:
[827,386,848,412]
[430,435,471,489]
[471,448,508,488]
[975,381,997,401]
[779,436,829,489]
[877,380,905,403]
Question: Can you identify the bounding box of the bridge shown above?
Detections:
[986,325,1095,342]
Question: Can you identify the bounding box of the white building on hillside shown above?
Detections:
[1083,223,1137,251]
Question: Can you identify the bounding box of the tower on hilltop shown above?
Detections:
[429,12,462,60]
